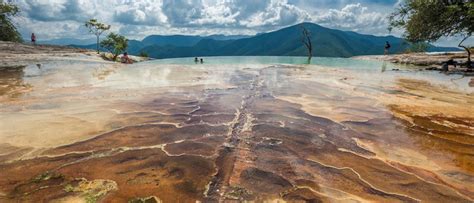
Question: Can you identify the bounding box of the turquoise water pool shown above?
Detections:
[145,56,405,70]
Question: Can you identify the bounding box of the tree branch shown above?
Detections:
[458,35,470,48]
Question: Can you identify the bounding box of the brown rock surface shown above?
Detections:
[0,57,472,202]
[354,52,472,66]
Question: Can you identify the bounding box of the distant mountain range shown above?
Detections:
[68,22,459,58]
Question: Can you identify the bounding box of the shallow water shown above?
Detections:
[0,56,473,202]
[150,56,402,69]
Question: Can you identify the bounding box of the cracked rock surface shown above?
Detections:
[0,59,473,202]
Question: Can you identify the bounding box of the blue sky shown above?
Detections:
[10,0,471,47]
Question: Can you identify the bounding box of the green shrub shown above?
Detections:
[404,42,429,53]
[100,33,128,61]
[139,51,149,58]
[0,1,22,42]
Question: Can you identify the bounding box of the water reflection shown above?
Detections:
[0,66,32,98]
[92,64,119,80]
[381,61,387,73]
[0,57,472,202]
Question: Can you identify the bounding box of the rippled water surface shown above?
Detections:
[0,56,473,202]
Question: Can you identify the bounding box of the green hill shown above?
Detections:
[140,23,458,58]
[72,22,459,58]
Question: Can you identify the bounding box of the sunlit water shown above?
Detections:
[151,56,400,69]
[0,56,473,202]
[149,56,472,90]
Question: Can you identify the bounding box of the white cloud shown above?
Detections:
[8,0,465,47]
[240,0,310,28]
[162,0,203,26]
[15,0,99,22]
[434,36,474,48]
[313,3,389,35]
[13,0,313,40]
[13,16,88,40]
[114,0,168,26]
[191,0,240,26]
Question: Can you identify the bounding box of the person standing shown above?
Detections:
[384,41,391,55]
[31,33,36,45]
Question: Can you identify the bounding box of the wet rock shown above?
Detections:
[61,178,118,203]
[426,67,440,71]
[240,168,293,194]
[10,171,66,197]
[32,171,65,183]
[282,188,327,203]
[261,137,283,146]
[224,186,253,200]
[1,62,473,202]
[128,196,162,203]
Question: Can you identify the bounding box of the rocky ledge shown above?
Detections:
[354,52,472,66]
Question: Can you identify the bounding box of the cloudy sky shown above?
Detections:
[9,0,471,46]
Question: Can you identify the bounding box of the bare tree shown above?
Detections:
[301,26,313,62]
[85,19,111,54]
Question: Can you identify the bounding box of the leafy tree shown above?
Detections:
[100,32,128,61]
[85,19,110,54]
[390,0,474,67]
[406,41,429,53]
[139,51,149,58]
[0,1,22,42]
